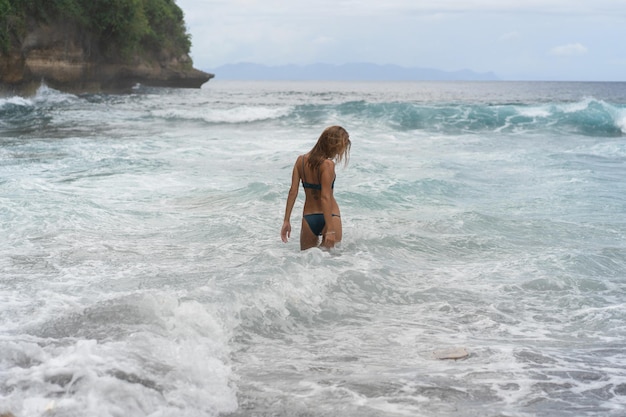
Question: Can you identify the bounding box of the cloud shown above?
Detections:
[312,36,335,45]
[499,31,521,41]
[549,43,588,56]
[344,0,626,17]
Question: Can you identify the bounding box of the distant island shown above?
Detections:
[207,63,499,81]
[0,0,212,94]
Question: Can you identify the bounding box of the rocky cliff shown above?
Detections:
[0,20,213,94]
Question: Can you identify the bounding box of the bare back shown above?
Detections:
[299,154,340,216]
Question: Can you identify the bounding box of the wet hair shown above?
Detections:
[307,126,351,171]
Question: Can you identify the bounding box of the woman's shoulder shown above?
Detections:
[319,158,336,176]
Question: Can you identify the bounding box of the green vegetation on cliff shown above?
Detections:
[0,0,191,60]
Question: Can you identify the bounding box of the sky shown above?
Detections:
[176,0,626,81]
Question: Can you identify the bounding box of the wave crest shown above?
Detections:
[287,98,625,136]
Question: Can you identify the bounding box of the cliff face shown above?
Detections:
[0,20,213,94]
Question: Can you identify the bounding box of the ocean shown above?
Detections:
[1,80,626,417]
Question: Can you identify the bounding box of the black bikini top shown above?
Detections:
[301,155,335,190]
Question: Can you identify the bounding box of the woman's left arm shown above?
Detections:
[281,158,301,242]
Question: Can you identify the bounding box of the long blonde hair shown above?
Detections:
[307,126,351,171]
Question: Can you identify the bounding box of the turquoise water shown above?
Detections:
[1,81,626,416]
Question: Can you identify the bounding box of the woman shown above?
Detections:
[281,125,351,250]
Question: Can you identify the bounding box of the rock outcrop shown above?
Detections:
[0,21,213,94]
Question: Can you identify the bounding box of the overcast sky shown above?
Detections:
[176,0,626,81]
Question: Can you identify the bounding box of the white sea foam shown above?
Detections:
[614,107,626,133]
[517,106,551,118]
[0,96,33,108]
[32,82,78,104]
[559,97,594,113]
[151,105,292,124]
[1,293,237,417]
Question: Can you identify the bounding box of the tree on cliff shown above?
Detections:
[0,0,191,62]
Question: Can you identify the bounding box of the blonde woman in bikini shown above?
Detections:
[281,126,351,250]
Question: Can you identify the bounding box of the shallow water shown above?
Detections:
[1,81,626,416]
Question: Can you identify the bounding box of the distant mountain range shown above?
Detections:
[206,63,499,81]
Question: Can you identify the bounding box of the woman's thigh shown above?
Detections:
[300,218,319,250]
[332,215,343,242]
[321,215,342,247]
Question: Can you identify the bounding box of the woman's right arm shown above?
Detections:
[281,157,301,242]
